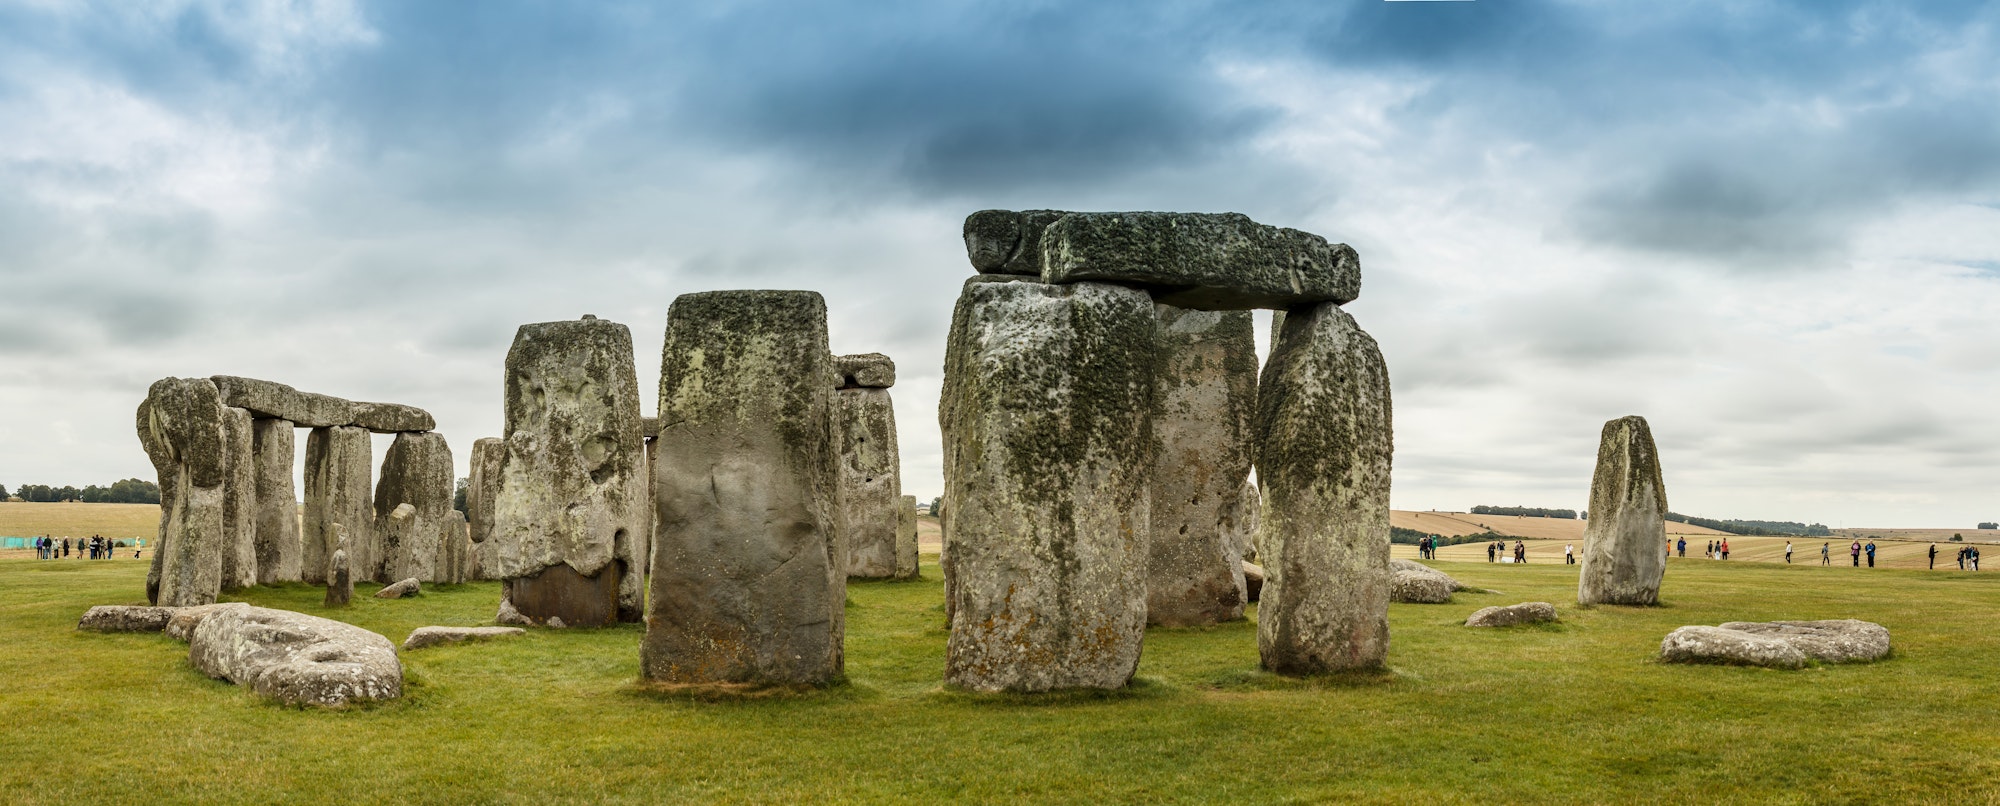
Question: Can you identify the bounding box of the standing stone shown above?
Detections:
[219,406,258,590]
[138,399,177,605]
[440,509,471,584]
[467,437,504,581]
[495,316,650,627]
[374,431,455,583]
[833,353,905,580]
[251,418,301,583]
[940,280,1157,692]
[302,426,373,586]
[142,378,229,608]
[325,525,352,608]
[1231,479,1263,563]
[643,291,843,686]
[1146,306,1257,627]
[1254,302,1393,675]
[896,494,919,580]
[1577,415,1669,606]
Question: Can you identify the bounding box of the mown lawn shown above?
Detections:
[2,555,1996,804]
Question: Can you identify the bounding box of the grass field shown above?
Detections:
[0,502,161,542]
[1395,510,1733,541]
[5,550,2000,803]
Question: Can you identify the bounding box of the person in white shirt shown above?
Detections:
[1564,543,1575,565]
[1785,541,1793,564]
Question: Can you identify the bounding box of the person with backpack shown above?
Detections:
[1676,538,1686,558]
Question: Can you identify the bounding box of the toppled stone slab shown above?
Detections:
[1577,415,1669,606]
[1716,620,1891,664]
[1466,602,1558,628]
[1039,212,1361,310]
[165,602,251,642]
[78,605,176,633]
[495,598,532,626]
[375,577,421,599]
[1390,559,1459,604]
[402,626,526,651]
[188,605,402,707]
[835,353,897,389]
[210,375,435,434]
[1659,626,1807,669]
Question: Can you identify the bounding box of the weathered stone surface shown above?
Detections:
[495,598,532,626]
[188,605,402,707]
[251,418,301,583]
[1390,558,1460,604]
[962,209,1065,276]
[374,431,455,583]
[440,509,471,585]
[1036,212,1361,310]
[1577,416,1669,607]
[402,626,526,651]
[375,577,421,599]
[210,375,435,433]
[495,316,650,626]
[467,437,504,581]
[1466,602,1558,628]
[1659,626,1807,669]
[302,426,373,586]
[639,417,660,439]
[896,495,919,580]
[1255,302,1393,675]
[940,280,1157,692]
[324,525,352,608]
[644,290,843,686]
[1242,561,1266,603]
[1147,306,1257,627]
[835,384,905,580]
[1231,480,1262,564]
[166,602,251,642]
[1715,620,1891,664]
[219,406,257,591]
[835,352,897,389]
[78,605,175,633]
[142,377,230,607]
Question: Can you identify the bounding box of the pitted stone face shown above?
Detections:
[1576,415,1669,607]
[188,605,403,707]
[963,209,1065,276]
[835,353,897,389]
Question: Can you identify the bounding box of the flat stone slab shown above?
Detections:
[1466,602,1558,628]
[375,577,422,599]
[78,605,175,633]
[1659,626,1807,669]
[211,375,434,434]
[835,353,896,389]
[402,626,527,651]
[1390,559,1460,604]
[188,605,402,707]
[165,602,251,641]
[1029,211,1361,309]
[1716,620,1891,664]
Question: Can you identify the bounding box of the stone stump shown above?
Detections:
[1576,415,1668,606]
[374,431,455,583]
[325,525,352,608]
[302,426,373,586]
[494,316,650,626]
[1145,305,1257,627]
[251,418,302,583]
[896,494,919,579]
[940,278,1157,692]
[833,353,906,580]
[467,436,504,581]
[140,378,229,608]
[1254,302,1393,675]
[219,406,258,590]
[642,291,843,686]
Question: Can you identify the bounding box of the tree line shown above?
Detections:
[1664,512,1831,537]
[3,479,162,504]
[1469,505,1578,519]
[1392,526,1511,546]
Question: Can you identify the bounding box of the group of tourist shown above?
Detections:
[1946,544,1981,571]
[30,535,126,560]
[1416,535,1440,560]
[1485,540,1528,563]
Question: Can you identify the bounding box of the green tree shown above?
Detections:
[453,478,470,515]
[0,483,9,501]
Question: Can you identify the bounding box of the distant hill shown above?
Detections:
[1393,510,1732,541]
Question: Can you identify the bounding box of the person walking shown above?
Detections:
[1865,541,1877,568]
[1929,543,1937,570]
[1783,541,1792,563]
[1515,540,1526,564]
[1973,547,1981,571]
[1958,546,1968,570]
[1821,542,1831,565]
[1487,542,1496,563]
[1565,543,1575,565]
[1850,540,1862,567]
[1721,538,1731,561]
[1677,538,1686,558]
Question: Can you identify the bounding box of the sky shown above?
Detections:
[2,0,1998,528]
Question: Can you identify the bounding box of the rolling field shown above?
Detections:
[1393,510,1732,541]
[6,548,2000,803]
[0,501,161,541]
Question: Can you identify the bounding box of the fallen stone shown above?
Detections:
[402,626,525,651]
[835,380,905,581]
[495,316,651,626]
[1038,212,1361,310]
[165,602,252,642]
[1715,620,1891,664]
[962,209,1066,276]
[374,431,455,583]
[302,426,373,585]
[1255,303,1393,674]
[1466,602,1559,628]
[835,352,897,389]
[1577,415,1669,606]
[1390,558,1461,604]
[495,598,531,626]
[1659,625,1807,669]
[78,605,176,633]
[645,291,844,686]
[188,605,402,707]
[375,577,421,599]
[1146,305,1257,627]
[251,418,302,583]
[1241,561,1265,603]
[940,280,1157,692]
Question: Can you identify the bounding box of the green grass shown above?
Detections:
[4,556,1998,804]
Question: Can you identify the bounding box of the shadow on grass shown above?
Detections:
[619,676,873,705]
[924,674,1176,707]
[1201,665,1401,693]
